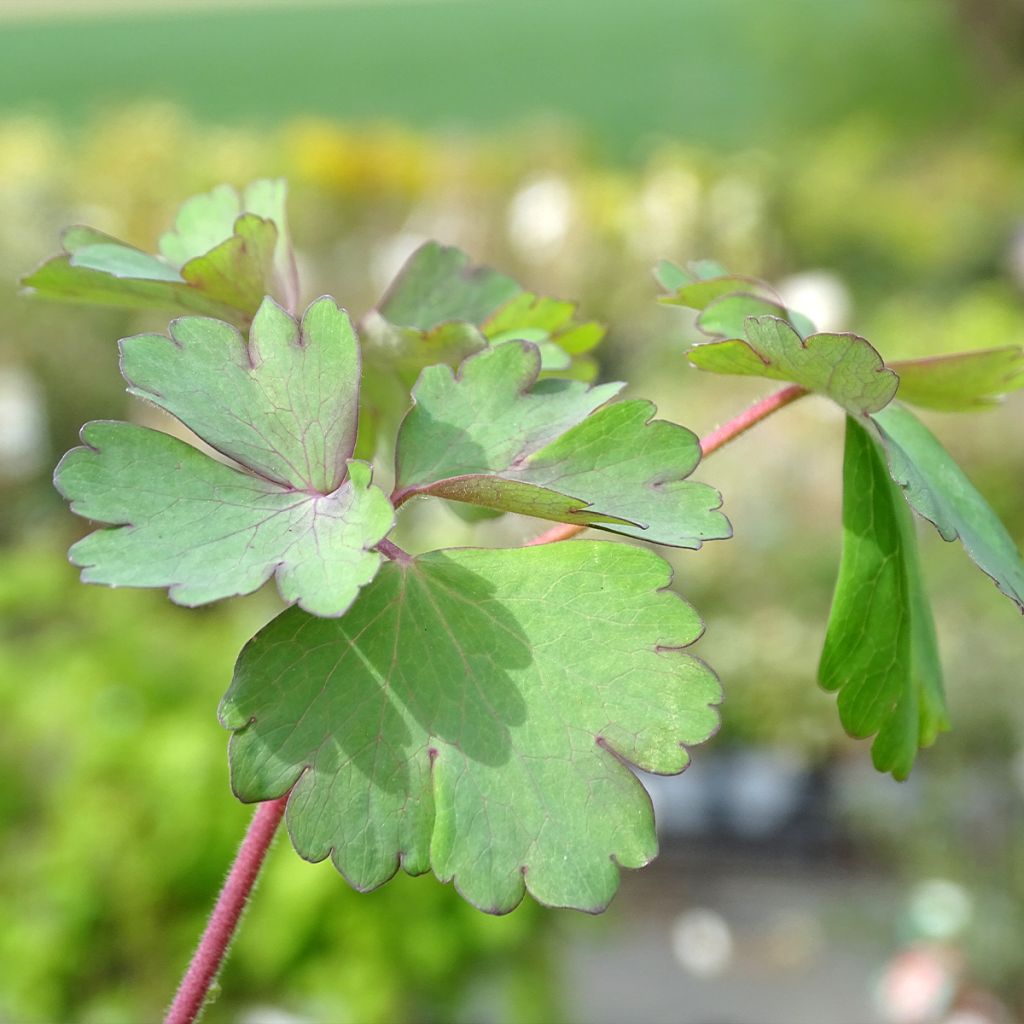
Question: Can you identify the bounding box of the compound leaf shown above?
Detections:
[393,341,730,547]
[890,346,1024,411]
[220,541,721,913]
[689,316,898,416]
[22,179,297,324]
[364,242,603,378]
[819,417,948,779]
[55,297,393,616]
[871,403,1024,610]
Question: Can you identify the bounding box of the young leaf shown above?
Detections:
[653,257,725,293]
[363,242,604,377]
[819,417,948,779]
[697,293,816,342]
[656,260,816,340]
[689,316,898,416]
[55,297,393,616]
[376,240,521,331]
[220,541,721,913]
[22,179,297,324]
[890,346,1024,411]
[871,403,1024,610]
[392,341,730,547]
[659,267,775,311]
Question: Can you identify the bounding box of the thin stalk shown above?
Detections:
[698,383,807,457]
[378,536,413,564]
[167,381,808,1021]
[164,795,288,1024]
[526,383,808,546]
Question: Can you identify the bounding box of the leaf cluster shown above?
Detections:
[26,184,1024,918]
[660,259,1024,778]
[32,183,729,913]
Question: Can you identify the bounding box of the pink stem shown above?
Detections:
[164,795,289,1024]
[699,383,807,457]
[526,384,808,546]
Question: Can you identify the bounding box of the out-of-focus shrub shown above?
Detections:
[0,539,558,1024]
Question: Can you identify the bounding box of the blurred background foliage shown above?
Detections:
[2,2,1024,1022]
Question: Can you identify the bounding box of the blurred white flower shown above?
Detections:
[908,878,972,941]
[777,270,852,334]
[708,174,762,250]
[0,366,46,479]
[507,175,573,261]
[670,907,733,976]
[628,165,701,258]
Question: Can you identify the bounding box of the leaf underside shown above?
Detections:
[871,403,1024,611]
[656,260,815,339]
[56,296,393,617]
[890,346,1024,411]
[394,341,731,547]
[221,542,721,913]
[689,316,898,416]
[22,179,296,324]
[819,417,948,779]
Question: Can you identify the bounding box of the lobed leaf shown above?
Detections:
[220,541,721,913]
[890,346,1024,412]
[689,316,898,416]
[363,242,604,378]
[697,293,816,342]
[22,179,297,324]
[393,341,730,547]
[56,297,393,616]
[871,403,1024,610]
[658,258,819,352]
[376,240,521,331]
[819,417,948,779]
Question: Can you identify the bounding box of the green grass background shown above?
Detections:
[0,0,974,157]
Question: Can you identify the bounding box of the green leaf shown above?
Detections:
[871,403,1024,610]
[653,258,732,296]
[376,241,522,332]
[177,213,277,317]
[653,258,695,292]
[22,179,297,324]
[363,242,603,378]
[55,297,393,616]
[160,179,299,312]
[697,293,816,341]
[393,341,730,547]
[689,316,898,415]
[22,230,243,321]
[220,541,721,913]
[656,260,815,339]
[483,291,605,356]
[663,277,778,314]
[890,346,1024,411]
[819,417,948,779]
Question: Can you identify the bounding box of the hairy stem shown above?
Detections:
[164,795,288,1024]
[527,383,808,546]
